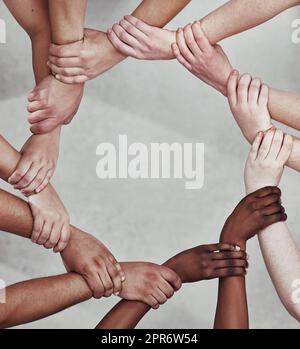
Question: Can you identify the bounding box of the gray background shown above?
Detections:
[0,0,300,329]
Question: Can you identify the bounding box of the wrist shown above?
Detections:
[220,229,246,251]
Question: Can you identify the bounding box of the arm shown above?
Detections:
[105,0,298,60]
[48,0,87,45]
[245,130,300,321]
[4,0,62,194]
[47,0,191,82]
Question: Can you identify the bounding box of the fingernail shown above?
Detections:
[235,245,241,251]
[121,276,126,282]
[246,253,250,260]
[55,74,60,79]
[114,292,120,296]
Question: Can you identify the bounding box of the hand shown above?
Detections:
[48,29,126,83]
[8,130,60,195]
[61,228,125,298]
[220,186,286,249]
[107,15,176,60]
[164,243,248,283]
[227,71,273,143]
[118,262,181,309]
[27,75,84,134]
[245,129,293,194]
[28,185,70,252]
[172,21,232,96]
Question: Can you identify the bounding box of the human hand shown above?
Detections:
[245,129,293,194]
[28,185,70,252]
[118,262,181,309]
[48,29,126,83]
[164,243,248,283]
[172,21,232,96]
[61,228,125,298]
[220,186,286,249]
[107,15,176,60]
[8,129,60,195]
[27,75,84,134]
[227,71,273,143]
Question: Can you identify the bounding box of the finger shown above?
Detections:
[268,129,284,160]
[205,243,237,253]
[277,134,293,164]
[8,158,32,186]
[211,251,247,260]
[172,43,192,70]
[192,21,212,53]
[112,23,142,48]
[214,259,248,269]
[48,56,81,68]
[262,204,285,216]
[257,128,275,160]
[254,193,281,209]
[54,74,88,84]
[84,273,104,299]
[53,224,70,253]
[124,15,152,35]
[44,223,61,249]
[216,267,247,278]
[27,100,47,113]
[36,221,52,245]
[98,265,114,298]
[227,70,239,106]
[248,78,261,104]
[106,259,122,296]
[49,42,81,58]
[183,24,202,57]
[13,163,42,190]
[28,91,40,102]
[48,62,84,77]
[152,288,168,305]
[258,84,269,106]
[21,167,49,195]
[158,279,175,299]
[115,262,126,282]
[119,18,148,41]
[31,216,44,243]
[176,28,194,63]
[160,268,182,291]
[35,169,54,194]
[249,132,264,161]
[28,110,49,124]
[107,28,137,57]
[145,295,159,309]
[254,186,281,198]
[263,213,287,227]
[30,119,59,134]
[237,74,252,105]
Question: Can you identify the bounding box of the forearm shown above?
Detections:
[132,0,191,27]
[48,0,87,44]
[258,222,300,321]
[269,88,300,130]
[1,273,92,328]
[200,0,299,45]
[96,257,181,329]
[214,235,248,329]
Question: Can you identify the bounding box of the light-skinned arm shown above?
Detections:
[245,130,300,321]
[47,0,191,83]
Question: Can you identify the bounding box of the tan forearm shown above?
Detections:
[201,0,299,45]
[48,0,87,44]
[1,273,92,329]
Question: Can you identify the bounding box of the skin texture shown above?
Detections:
[0,135,125,296]
[244,131,300,321]
[107,0,300,60]
[215,185,286,329]
[227,71,300,173]
[97,243,248,329]
[47,0,191,83]
[4,0,62,193]
[106,0,300,135]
